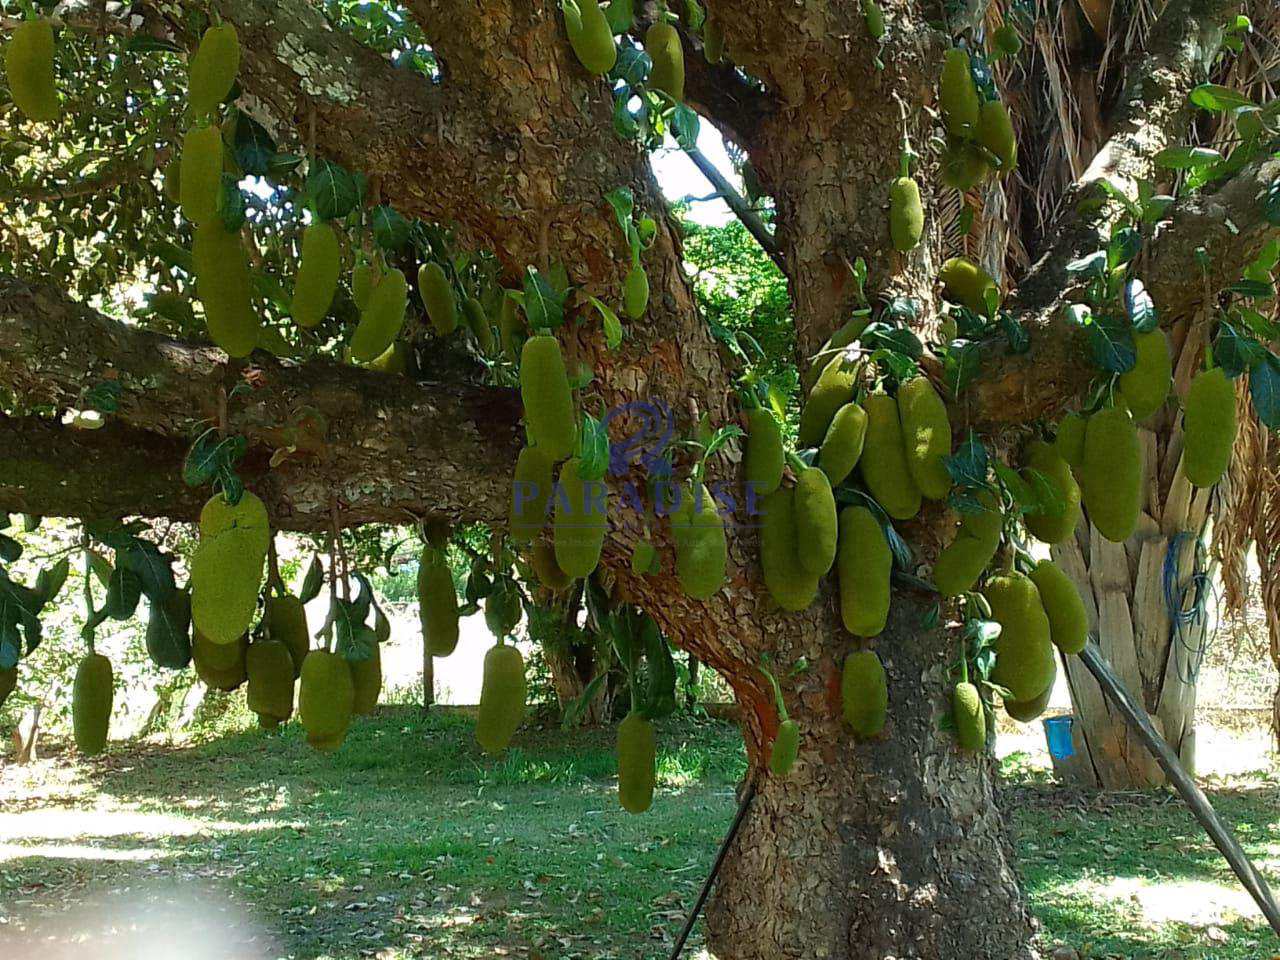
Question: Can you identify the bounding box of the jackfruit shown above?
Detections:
[145,588,192,669]
[818,402,867,486]
[190,490,268,645]
[1183,367,1236,488]
[193,219,259,357]
[760,488,820,611]
[463,296,495,354]
[889,176,924,251]
[499,293,525,362]
[531,538,572,591]
[349,267,407,362]
[162,160,181,203]
[769,718,799,776]
[476,643,526,754]
[1004,654,1055,722]
[803,318,869,391]
[939,140,992,191]
[623,264,649,318]
[246,639,294,729]
[419,262,458,336]
[193,630,247,690]
[265,594,309,677]
[617,710,656,813]
[940,48,980,138]
[352,258,382,311]
[992,24,1022,56]
[605,0,634,33]
[798,354,858,447]
[0,666,15,711]
[863,0,886,39]
[838,506,891,637]
[350,642,382,715]
[511,446,555,542]
[554,458,609,578]
[859,392,922,520]
[794,468,838,576]
[1118,329,1171,421]
[897,376,952,499]
[484,581,523,638]
[977,99,1016,173]
[6,19,59,122]
[188,22,239,118]
[72,653,112,756]
[985,571,1056,702]
[520,334,577,460]
[931,489,1001,597]
[418,547,460,657]
[565,0,617,75]
[1028,559,1087,655]
[1079,406,1142,542]
[703,17,725,62]
[366,341,410,374]
[953,681,985,752]
[939,257,997,313]
[645,21,684,101]
[672,483,727,599]
[291,222,340,328]
[180,124,224,226]
[841,650,887,738]
[1023,440,1082,544]
[299,650,354,752]
[745,408,785,496]
[1055,413,1087,471]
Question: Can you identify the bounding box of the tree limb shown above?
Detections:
[682,145,784,269]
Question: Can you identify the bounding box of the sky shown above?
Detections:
[649,122,739,227]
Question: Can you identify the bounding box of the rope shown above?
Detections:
[1162,530,1217,686]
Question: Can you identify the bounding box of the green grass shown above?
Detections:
[1,709,1276,959]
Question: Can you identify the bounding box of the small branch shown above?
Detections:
[682,145,784,270]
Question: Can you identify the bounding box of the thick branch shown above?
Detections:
[683,145,784,269]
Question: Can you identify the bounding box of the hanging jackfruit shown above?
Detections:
[803,318,869,391]
[645,21,684,101]
[1004,654,1055,722]
[366,341,411,374]
[463,296,495,354]
[145,588,192,670]
[1183,366,1236,488]
[985,571,1056,702]
[703,17,725,62]
[672,484,727,599]
[1055,413,1087,472]
[350,267,408,362]
[1118,329,1172,421]
[841,649,887,738]
[72,653,113,756]
[992,24,1022,57]
[476,643,527,754]
[940,48,980,138]
[838,506,891,637]
[531,538,572,592]
[953,681,985,752]
[1028,559,1087,655]
[6,19,60,122]
[889,176,924,251]
[299,650,354,752]
[520,334,577,460]
[1079,406,1142,542]
[193,219,259,357]
[418,546,460,657]
[897,376,952,500]
[246,639,295,729]
[617,710,656,813]
[798,354,858,448]
[180,124,224,226]
[190,490,269,645]
[863,0,886,39]
[511,446,555,542]
[419,262,458,336]
[193,630,248,690]
[977,99,1017,173]
[499,293,525,362]
[769,719,799,776]
[932,489,1002,597]
[188,22,240,118]
[794,467,838,576]
[352,258,382,312]
[745,408,785,496]
[760,487,820,612]
[623,264,649,318]
[939,140,992,191]
[265,594,310,677]
[554,458,609,578]
[818,402,867,486]
[291,222,341,329]
[350,643,382,715]
[939,257,997,313]
[1023,440,1081,545]
[565,0,617,75]
[860,392,922,520]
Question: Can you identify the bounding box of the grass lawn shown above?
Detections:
[1,708,1276,959]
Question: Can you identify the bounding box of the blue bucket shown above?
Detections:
[1042,715,1076,761]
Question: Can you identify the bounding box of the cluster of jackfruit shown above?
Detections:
[72,653,113,756]
[5,18,60,121]
[191,491,269,646]
[938,48,1016,190]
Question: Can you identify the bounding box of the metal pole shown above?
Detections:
[1079,641,1280,937]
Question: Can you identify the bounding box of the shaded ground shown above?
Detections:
[1,708,1276,959]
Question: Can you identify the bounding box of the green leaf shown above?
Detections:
[1065,250,1107,278]
[604,187,635,237]
[943,341,982,398]
[371,205,410,251]
[299,554,325,604]
[232,114,277,177]
[1214,322,1265,378]
[587,296,623,349]
[561,671,609,730]
[33,558,70,609]
[610,46,651,86]
[1228,279,1275,299]
[945,432,989,487]
[1107,227,1141,269]
[1124,279,1158,332]
[103,566,142,620]
[1154,145,1223,170]
[125,35,184,54]
[1250,354,1280,430]
[83,380,122,413]
[0,534,21,563]
[306,159,360,221]
[671,104,700,150]
[577,413,610,481]
[521,267,566,330]
[1189,84,1255,112]
[1087,314,1136,373]
[218,177,247,231]
[999,314,1029,353]
[860,322,922,359]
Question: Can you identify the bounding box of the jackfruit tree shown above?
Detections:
[2,1,1279,957]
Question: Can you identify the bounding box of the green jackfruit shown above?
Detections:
[246,639,294,729]
[794,468,838,576]
[520,334,577,460]
[985,571,1056,702]
[350,267,407,362]
[463,296,495,354]
[0,666,15,711]
[940,48,980,138]
[769,718,799,776]
[484,581,523,638]
[645,21,684,101]
[617,710,656,813]
[897,376,952,499]
[977,99,1016,173]
[145,588,192,670]
[863,0,886,39]
[554,458,609,578]
[939,257,997,313]
[366,341,411,374]
[193,219,259,357]
[798,354,858,447]
[299,650,354,752]
[605,0,634,33]
[760,488,819,611]
[419,262,458,336]
[565,0,617,75]
[672,484,727,599]
[1080,406,1142,542]
[180,124,224,226]
[838,506,891,637]
[803,318,868,391]
[190,491,268,645]
[291,223,340,329]
[1055,413,1086,471]
[703,17,725,62]
[531,539,572,591]
[188,23,239,118]
[623,264,649,318]
[841,650,887,738]
[1004,654,1055,722]
[939,140,992,191]
[953,681,985,752]
[352,258,382,311]
[511,446,555,542]
[860,392,922,520]
[418,547,460,657]
[1183,367,1236,488]
[72,653,112,756]
[6,19,59,122]
[192,630,247,690]
[992,24,1022,56]
[932,491,1001,598]
[1119,329,1172,421]
[745,408,785,496]
[818,402,867,486]
[1023,440,1082,544]
[350,643,382,716]
[265,594,309,677]
[889,176,924,251]
[1028,559,1087,655]
[499,293,525,362]
[476,643,527,754]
